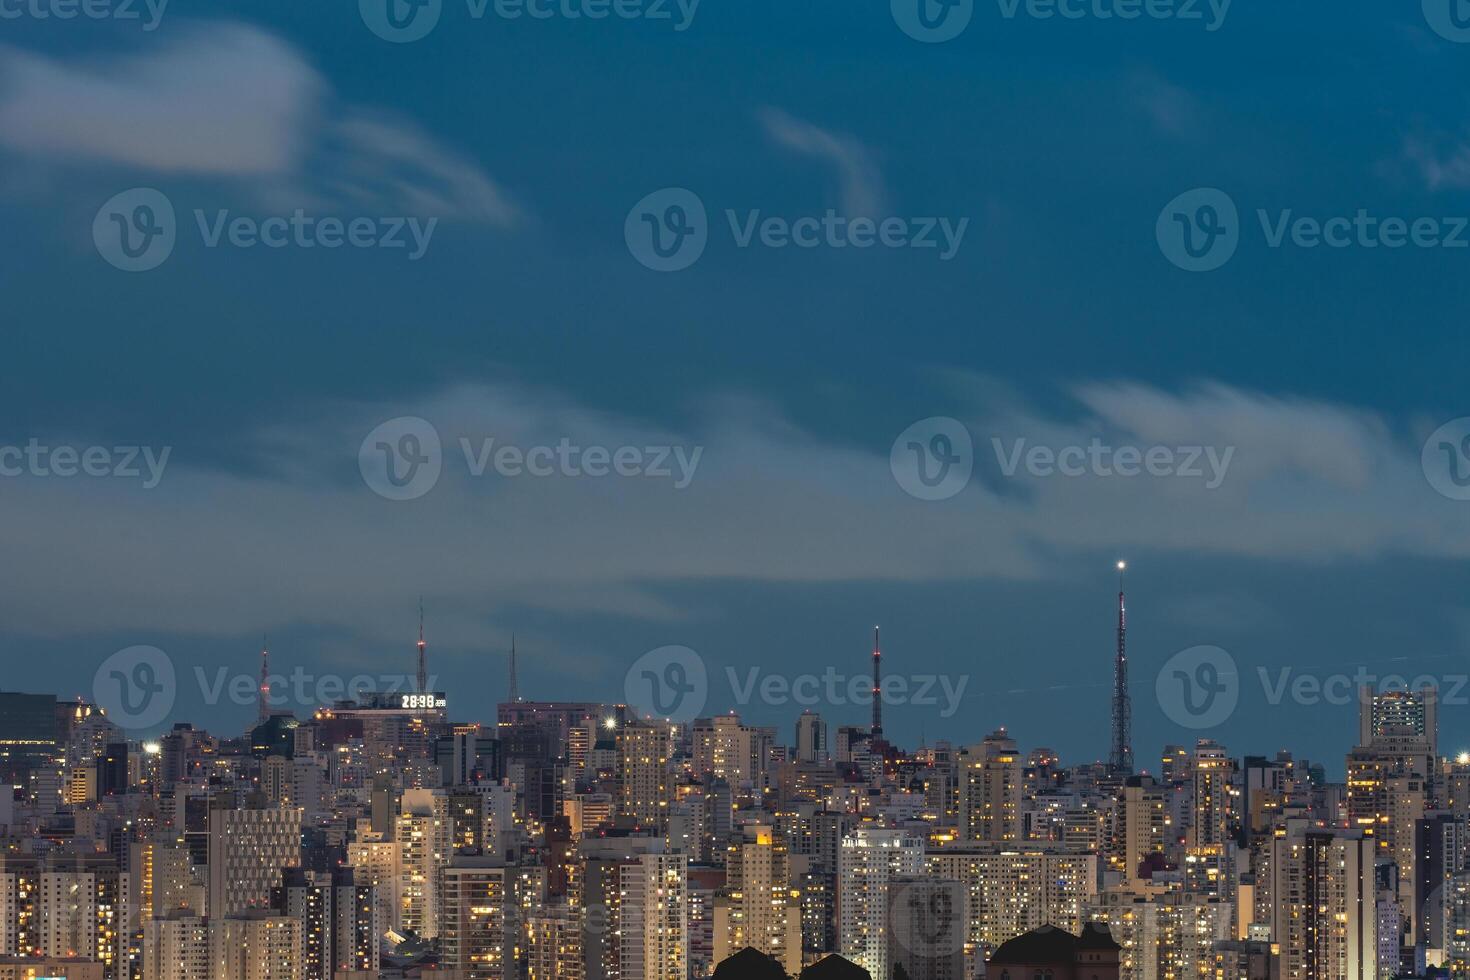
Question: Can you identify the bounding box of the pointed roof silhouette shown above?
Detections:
[713,948,788,980]
[990,923,1121,964]
[799,955,872,980]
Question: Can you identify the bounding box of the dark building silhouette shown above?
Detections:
[987,923,1121,980]
[799,955,872,980]
[713,947,789,980]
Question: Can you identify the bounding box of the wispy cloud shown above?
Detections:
[0,380,1462,642]
[0,22,518,225]
[1405,133,1470,190]
[758,107,884,218]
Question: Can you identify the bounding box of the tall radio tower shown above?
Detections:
[1110,561,1133,775]
[509,633,521,703]
[416,598,428,694]
[871,626,883,738]
[258,635,270,725]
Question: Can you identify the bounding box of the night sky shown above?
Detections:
[3,0,1470,773]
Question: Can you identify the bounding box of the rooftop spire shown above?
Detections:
[258,635,270,725]
[509,634,520,703]
[871,625,883,738]
[416,597,428,694]
[1110,560,1133,775]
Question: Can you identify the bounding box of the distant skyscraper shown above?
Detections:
[1110,561,1133,775]
[617,720,672,831]
[795,711,827,764]
[960,730,1022,844]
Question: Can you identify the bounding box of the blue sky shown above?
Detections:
[3,0,1470,771]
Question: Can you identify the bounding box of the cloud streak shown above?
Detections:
[758,107,885,218]
[0,380,1461,646]
[0,22,517,225]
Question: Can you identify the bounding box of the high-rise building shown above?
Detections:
[692,716,772,795]
[617,721,673,832]
[396,790,450,938]
[795,712,827,765]
[960,730,1022,844]
[885,877,966,980]
[618,852,687,980]
[36,853,131,980]
[926,844,1100,958]
[272,868,378,980]
[142,911,211,980]
[711,825,800,974]
[207,803,303,919]
[1087,891,1232,980]
[1270,828,1377,980]
[438,858,511,980]
[527,904,583,980]
[210,912,303,980]
[837,828,925,980]
[1113,775,1168,890]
